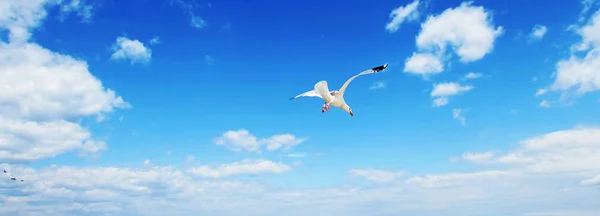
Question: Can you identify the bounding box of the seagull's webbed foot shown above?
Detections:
[321,104,331,113]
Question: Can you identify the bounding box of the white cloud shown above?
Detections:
[529,24,548,41]
[385,0,421,33]
[0,43,129,121]
[452,109,466,126]
[539,9,600,100]
[170,0,207,29]
[369,81,386,90]
[464,72,482,79]
[110,36,152,64]
[581,0,600,21]
[431,82,473,96]
[581,174,600,185]
[406,170,512,188]
[430,82,473,107]
[540,100,551,107]
[149,36,160,45]
[461,127,600,175]
[414,1,503,63]
[535,88,548,96]
[462,152,494,163]
[286,153,306,158]
[58,0,94,23]
[0,117,107,162]
[143,160,150,165]
[3,126,600,215]
[403,52,444,75]
[0,163,269,215]
[349,169,404,183]
[214,129,305,153]
[0,0,92,43]
[187,159,291,178]
[432,97,448,107]
[264,134,304,151]
[0,0,128,164]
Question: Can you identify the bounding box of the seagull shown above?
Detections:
[290,63,388,116]
[3,170,24,182]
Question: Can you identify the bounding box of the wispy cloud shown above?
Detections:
[205,55,215,65]
[528,24,548,42]
[369,81,386,90]
[149,36,160,45]
[170,0,207,29]
[453,108,466,126]
[385,0,422,33]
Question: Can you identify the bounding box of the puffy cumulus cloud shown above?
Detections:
[214,129,306,153]
[430,82,473,107]
[403,52,444,75]
[415,2,503,62]
[529,24,548,41]
[0,118,107,162]
[0,164,270,216]
[0,0,93,43]
[187,159,292,178]
[404,1,502,76]
[0,42,129,121]
[110,36,152,64]
[349,168,404,183]
[0,0,127,163]
[539,9,600,100]
[3,128,600,215]
[57,0,94,22]
[384,0,421,33]
[431,82,473,96]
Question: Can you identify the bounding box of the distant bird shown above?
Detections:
[290,63,388,116]
[3,170,24,182]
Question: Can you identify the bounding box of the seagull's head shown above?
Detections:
[342,104,354,117]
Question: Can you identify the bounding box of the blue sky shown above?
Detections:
[1,0,600,215]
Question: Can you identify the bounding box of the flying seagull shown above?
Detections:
[290,63,388,116]
[3,170,24,182]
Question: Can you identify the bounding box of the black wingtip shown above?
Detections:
[371,63,388,72]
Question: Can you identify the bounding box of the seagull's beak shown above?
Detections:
[349,111,354,117]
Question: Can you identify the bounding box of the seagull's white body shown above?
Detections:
[290,63,388,116]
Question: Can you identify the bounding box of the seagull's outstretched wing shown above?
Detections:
[3,170,24,182]
[290,89,322,100]
[337,63,388,96]
[290,81,336,103]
